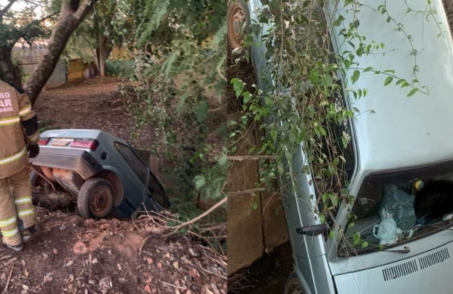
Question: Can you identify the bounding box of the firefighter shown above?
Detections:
[0,80,39,252]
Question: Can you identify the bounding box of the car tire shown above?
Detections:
[78,178,114,219]
[283,272,304,294]
[227,0,250,56]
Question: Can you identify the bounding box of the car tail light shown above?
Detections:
[70,139,99,151]
[38,138,50,146]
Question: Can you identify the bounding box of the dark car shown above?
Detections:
[30,129,169,218]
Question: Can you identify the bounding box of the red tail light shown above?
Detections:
[70,140,99,151]
[38,138,50,146]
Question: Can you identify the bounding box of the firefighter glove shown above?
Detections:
[28,144,39,158]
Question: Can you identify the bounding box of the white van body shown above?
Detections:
[242,0,453,293]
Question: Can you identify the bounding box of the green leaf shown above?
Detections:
[329,230,336,238]
[333,15,345,26]
[309,69,320,82]
[270,128,277,142]
[194,176,206,190]
[407,88,419,97]
[364,66,373,72]
[362,241,369,248]
[396,79,406,86]
[243,91,252,104]
[351,70,360,84]
[231,78,245,98]
[252,202,258,210]
[384,76,393,86]
[329,194,339,207]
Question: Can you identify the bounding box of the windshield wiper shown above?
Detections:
[384,246,411,254]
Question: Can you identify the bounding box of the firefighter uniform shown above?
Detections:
[0,80,39,248]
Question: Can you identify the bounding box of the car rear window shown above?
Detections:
[148,173,168,208]
[114,142,147,184]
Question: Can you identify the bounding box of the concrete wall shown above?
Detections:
[227,112,289,275]
[45,60,67,89]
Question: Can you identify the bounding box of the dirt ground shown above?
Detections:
[34,77,153,149]
[0,207,226,294]
[227,243,292,294]
[16,78,228,294]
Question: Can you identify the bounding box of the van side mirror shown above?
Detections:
[296,223,328,236]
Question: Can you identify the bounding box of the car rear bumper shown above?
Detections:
[30,147,103,179]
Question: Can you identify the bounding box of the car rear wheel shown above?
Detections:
[78,178,114,219]
[284,272,304,294]
[227,0,250,55]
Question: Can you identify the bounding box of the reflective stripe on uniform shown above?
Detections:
[0,147,27,166]
[2,228,19,237]
[18,209,34,217]
[15,197,32,205]
[0,117,20,127]
[19,105,32,117]
[0,217,16,227]
[28,132,39,142]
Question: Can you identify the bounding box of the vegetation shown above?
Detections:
[120,0,228,208]
[230,0,445,249]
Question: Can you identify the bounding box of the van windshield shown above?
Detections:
[339,159,453,256]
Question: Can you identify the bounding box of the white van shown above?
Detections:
[228,0,453,293]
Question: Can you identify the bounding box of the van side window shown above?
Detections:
[114,143,147,184]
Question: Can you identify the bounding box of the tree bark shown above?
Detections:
[0,46,22,88]
[25,0,97,105]
[99,33,106,82]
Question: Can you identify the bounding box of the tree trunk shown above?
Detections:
[99,33,106,82]
[26,0,97,105]
[0,46,22,88]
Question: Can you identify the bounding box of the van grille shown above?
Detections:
[382,260,418,281]
[419,248,450,270]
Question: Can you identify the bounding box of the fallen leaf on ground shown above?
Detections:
[5,257,17,266]
[99,277,112,289]
[66,274,74,284]
[53,249,58,255]
[173,261,179,269]
[202,285,214,294]
[144,284,152,293]
[65,260,74,267]
[189,248,200,257]
[146,258,153,265]
[188,269,199,278]
[43,273,53,284]
[73,241,88,255]
[157,262,163,269]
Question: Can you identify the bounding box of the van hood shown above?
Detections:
[330,0,453,173]
[335,241,453,294]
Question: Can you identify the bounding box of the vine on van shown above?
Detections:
[230,0,437,249]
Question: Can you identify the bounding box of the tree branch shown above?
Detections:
[227,188,265,196]
[170,197,227,231]
[0,0,17,17]
[74,0,97,20]
[10,12,59,46]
